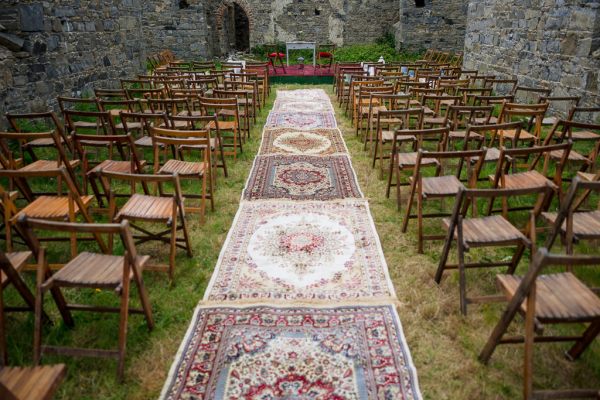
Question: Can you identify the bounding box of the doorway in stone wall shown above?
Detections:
[233,3,250,51]
[215,0,252,56]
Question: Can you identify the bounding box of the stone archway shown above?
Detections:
[214,0,254,56]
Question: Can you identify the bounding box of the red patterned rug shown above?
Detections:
[266,112,337,129]
[160,305,421,400]
[243,155,362,201]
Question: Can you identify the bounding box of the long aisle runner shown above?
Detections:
[160,89,422,399]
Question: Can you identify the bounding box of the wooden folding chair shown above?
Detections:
[442,105,494,150]
[364,93,411,152]
[214,88,252,140]
[540,119,600,179]
[99,170,192,281]
[0,129,79,202]
[373,107,425,176]
[386,126,449,208]
[479,248,600,399]
[17,216,154,382]
[151,126,214,223]
[167,114,228,182]
[0,250,35,365]
[401,148,487,253]
[199,97,242,160]
[497,102,550,147]
[436,184,554,315]
[487,142,572,216]
[0,364,66,399]
[6,111,73,155]
[71,127,147,209]
[0,167,106,254]
[355,85,395,137]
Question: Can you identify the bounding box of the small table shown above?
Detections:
[286,41,316,67]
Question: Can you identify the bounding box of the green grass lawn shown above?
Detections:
[3,83,599,399]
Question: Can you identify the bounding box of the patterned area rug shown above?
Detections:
[243,155,362,201]
[266,112,337,129]
[161,304,421,400]
[259,127,348,156]
[204,200,395,302]
[273,99,333,113]
[275,88,331,102]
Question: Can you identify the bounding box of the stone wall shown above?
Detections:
[0,0,146,129]
[396,0,468,53]
[464,0,600,114]
[141,1,211,59]
[208,0,401,56]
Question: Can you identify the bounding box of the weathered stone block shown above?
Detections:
[19,4,44,32]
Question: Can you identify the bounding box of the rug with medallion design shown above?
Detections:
[259,127,348,156]
[243,155,362,201]
[266,112,337,129]
[203,200,395,302]
[160,304,421,400]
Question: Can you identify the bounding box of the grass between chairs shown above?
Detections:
[332,86,600,399]
[2,83,599,399]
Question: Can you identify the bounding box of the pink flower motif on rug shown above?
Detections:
[204,200,395,301]
[160,305,421,400]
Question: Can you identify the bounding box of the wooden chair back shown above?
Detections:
[150,126,211,173]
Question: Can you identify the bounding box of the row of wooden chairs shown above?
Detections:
[0,61,267,385]
[345,57,600,397]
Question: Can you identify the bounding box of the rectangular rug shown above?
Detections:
[160,304,421,400]
[259,127,348,156]
[272,99,334,113]
[266,112,337,129]
[204,200,396,302]
[275,88,331,102]
[243,154,362,201]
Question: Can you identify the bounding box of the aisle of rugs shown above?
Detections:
[160,89,422,399]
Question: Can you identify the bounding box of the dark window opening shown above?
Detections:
[315,8,320,16]
[179,0,189,9]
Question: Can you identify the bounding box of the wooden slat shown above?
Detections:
[0,364,66,400]
[498,272,600,322]
[117,194,173,221]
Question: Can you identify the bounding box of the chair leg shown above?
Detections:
[523,283,536,400]
[135,278,154,331]
[457,217,468,315]
[417,187,424,254]
[200,174,207,224]
[116,271,130,383]
[396,166,403,212]
[0,281,6,366]
[566,320,600,361]
[435,222,454,284]
[169,221,177,282]
[33,286,44,365]
[401,175,417,233]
